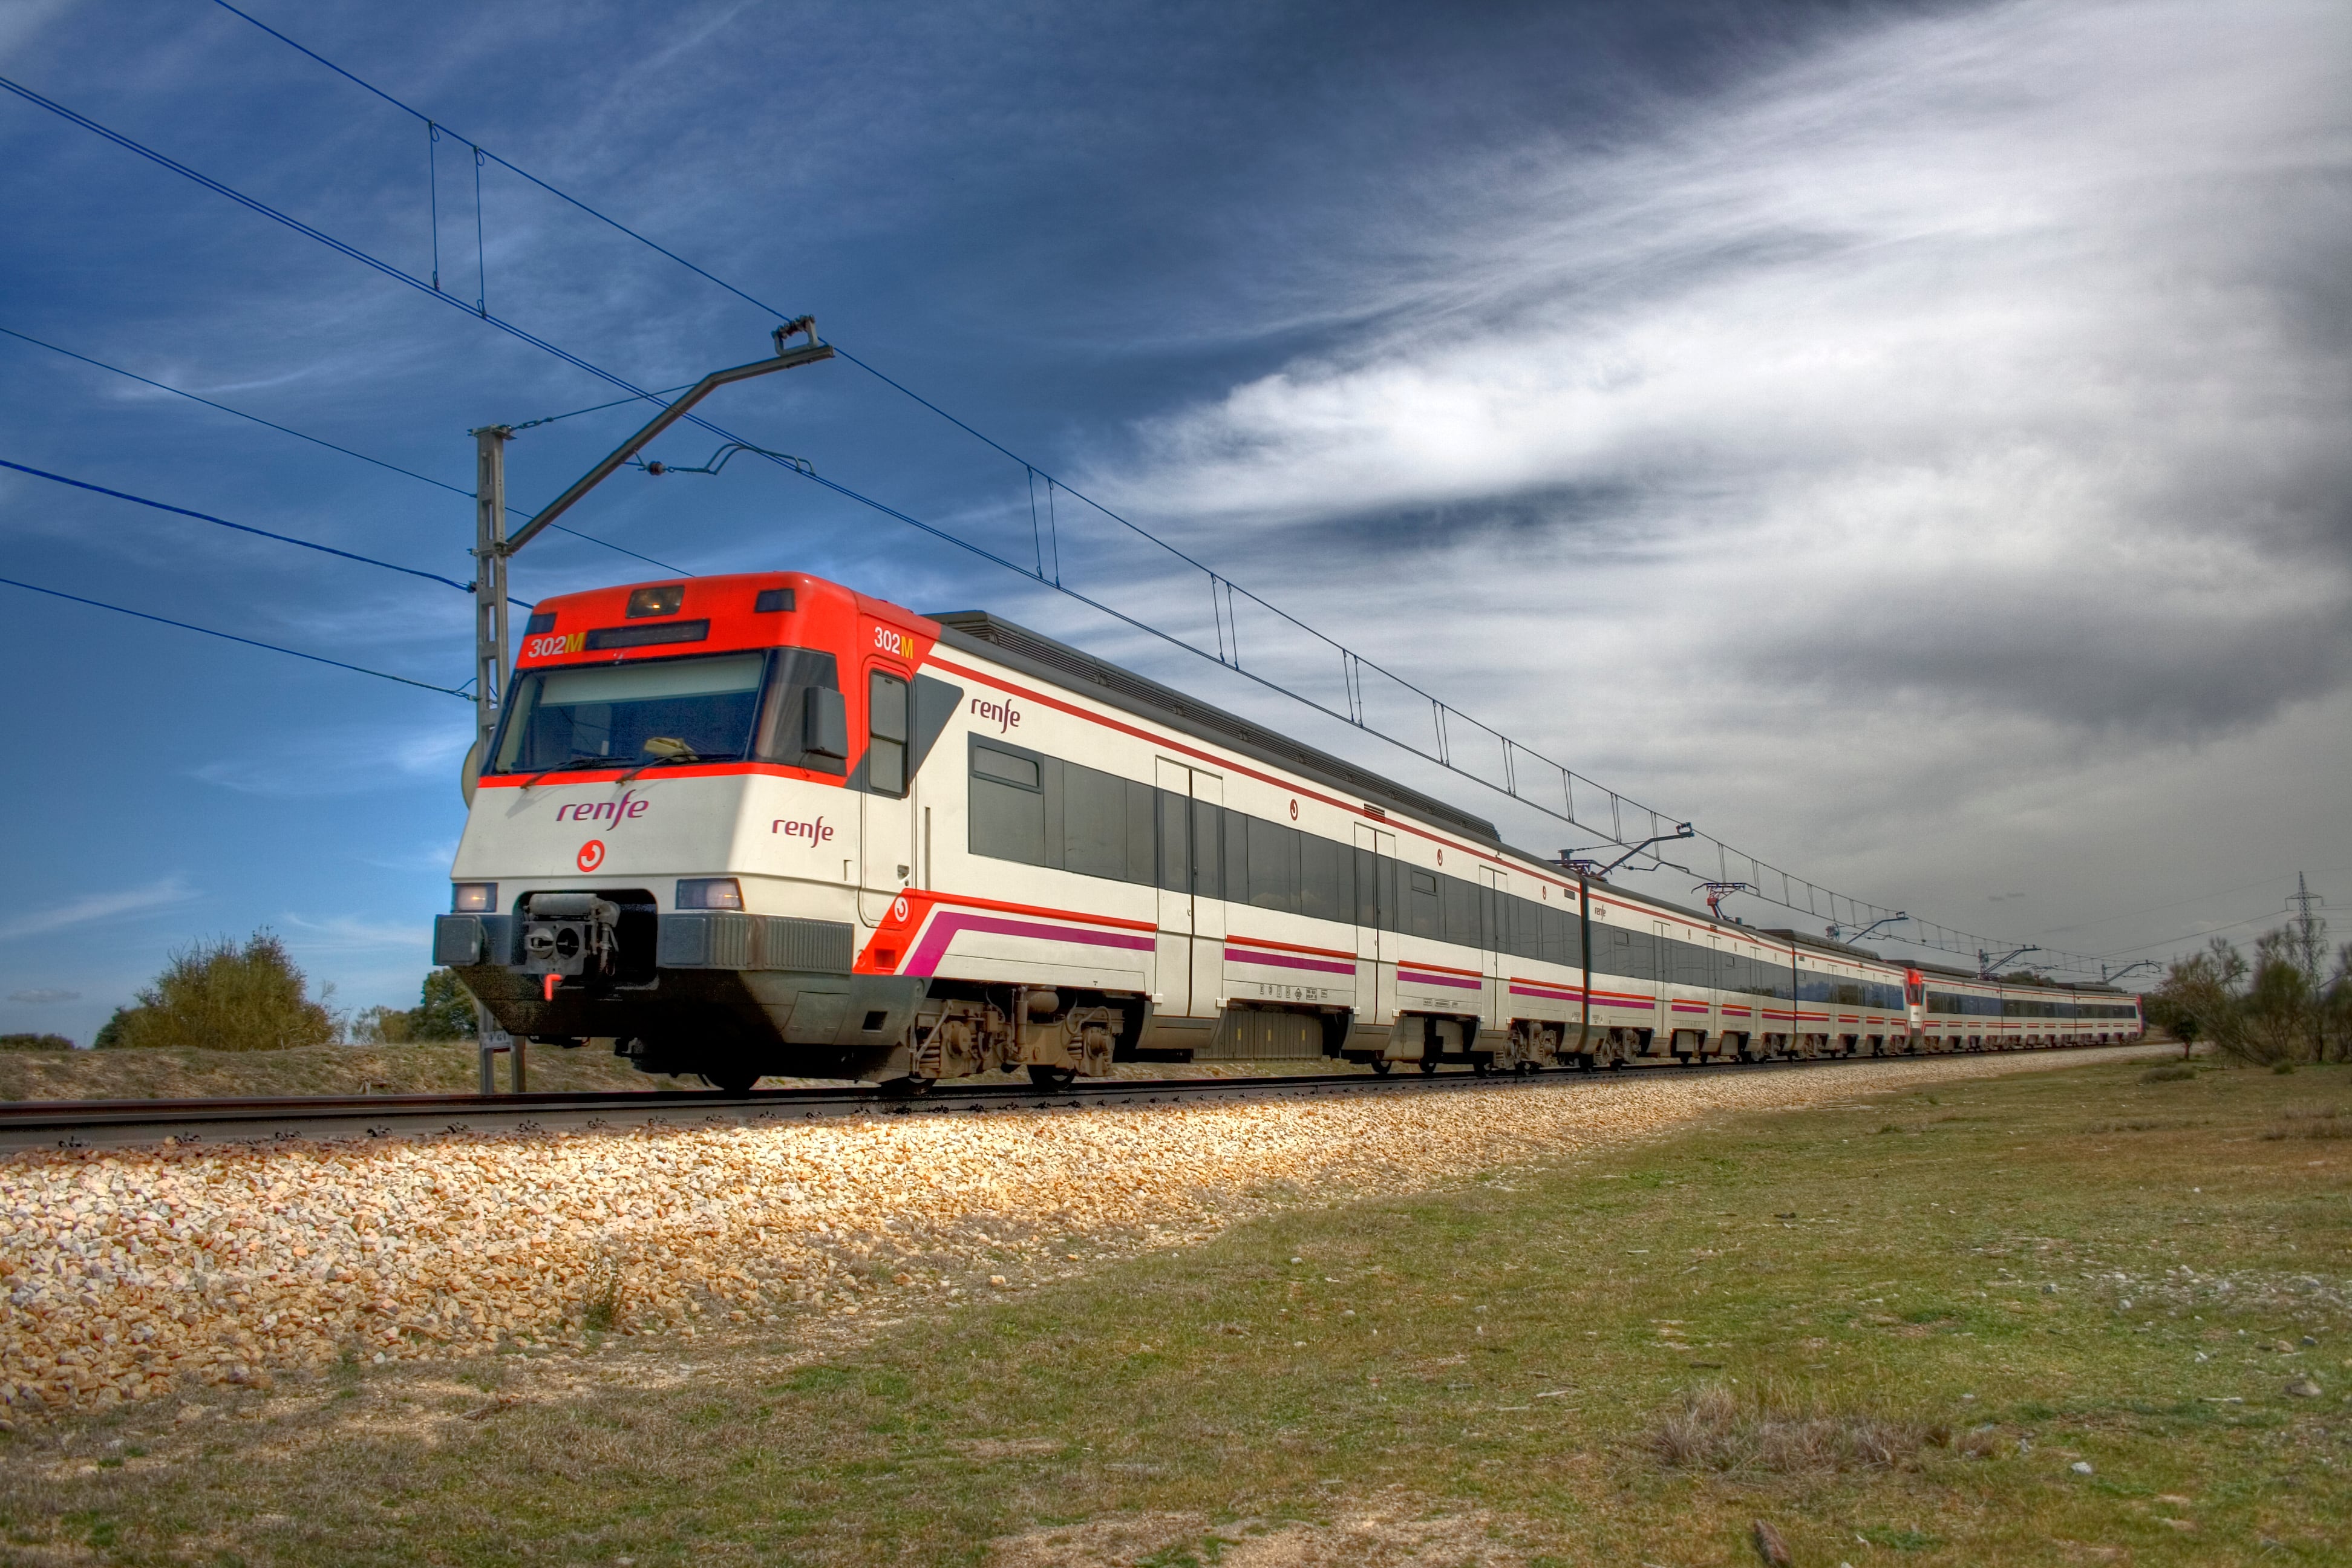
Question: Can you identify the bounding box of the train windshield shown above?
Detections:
[492,653,768,774]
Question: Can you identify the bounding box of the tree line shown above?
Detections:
[2144,908,2350,1065]
[2,930,477,1052]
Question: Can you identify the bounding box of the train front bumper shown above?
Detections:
[430,911,924,1065]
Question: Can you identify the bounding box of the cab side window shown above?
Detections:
[754,648,846,774]
[868,670,909,796]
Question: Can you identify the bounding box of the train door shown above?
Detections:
[1648,919,1672,1053]
[1704,935,1727,1054]
[857,664,913,926]
[1353,822,1395,1028]
[1154,759,1227,1019]
[1480,866,1508,1028]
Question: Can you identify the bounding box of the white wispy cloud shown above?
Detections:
[279,913,432,954]
[1056,0,2352,949]
[194,720,472,799]
[0,877,198,941]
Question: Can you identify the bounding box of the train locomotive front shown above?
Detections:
[433,572,946,1090]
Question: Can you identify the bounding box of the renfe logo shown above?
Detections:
[971,696,1021,733]
[773,815,834,843]
[554,790,649,825]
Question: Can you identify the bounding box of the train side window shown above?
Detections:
[1407,869,1440,939]
[753,648,846,774]
[867,671,909,795]
[970,737,1048,866]
[1299,832,1349,921]
[1246,814,1301,914]
[1440,874,1478,947]
[1124,780,1155,886]
[1062,760,1129,881]
[1212,805,1242,903]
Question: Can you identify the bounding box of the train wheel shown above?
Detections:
[1368,1059,1393,1076]
[702,1069,760,1095]
[1026,1064,1078,1091]
[1418,1058,1440,1076]
[1471,1058,1492,1077]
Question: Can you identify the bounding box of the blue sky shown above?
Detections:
[2,0,2347,1044]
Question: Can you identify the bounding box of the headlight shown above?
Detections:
[452,882,497,913]
[676,877,743,911]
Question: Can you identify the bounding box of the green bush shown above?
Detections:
[352,969,479,1044]
[0,1033,76,1051]
[94,930,335,1052]
[2140,1063,2197,1083]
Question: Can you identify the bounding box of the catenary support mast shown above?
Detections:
[465,321,835,1092]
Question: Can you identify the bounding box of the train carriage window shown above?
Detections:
[1354,848,1380,927]
[1441,874,1480,949]
[1595,924,1651,979]
[1406,869,1440,939]
[1299,832,1350,923]
[969,737,1048,866]
[1246,814,1301,914]
[1061,760,1129,881]
[1124,780,1155,887]
[867,671,909,796]
[751,648,846,774]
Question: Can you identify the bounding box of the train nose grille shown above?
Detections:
[522,894,622,978]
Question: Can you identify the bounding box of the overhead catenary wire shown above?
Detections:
[0,574,470,698]
[9,49,2102,977]
[0,324,691,577]
[0,456,524,599]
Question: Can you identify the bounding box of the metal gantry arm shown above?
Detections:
[1561,822,1696,881]
[1979,943,2040,979]
[1840,911,1909,946]
[2100,959,2158,985]
[505,318,833,554]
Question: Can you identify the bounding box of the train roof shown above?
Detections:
[1760,928,1886,964]
[927,609,1504,848]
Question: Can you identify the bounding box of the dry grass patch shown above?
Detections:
[2261,1105,2348,1140]
[988,1505,1534,1567]
[1645,1383,1922,1478]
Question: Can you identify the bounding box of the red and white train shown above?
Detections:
[432,572,2143,1090]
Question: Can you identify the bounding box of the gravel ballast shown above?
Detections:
[0,1048,2155,1416]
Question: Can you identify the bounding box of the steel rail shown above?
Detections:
[0,1043,2144,1154]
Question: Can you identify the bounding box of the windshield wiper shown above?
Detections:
[518,753,630,790]
[618,737,725,783]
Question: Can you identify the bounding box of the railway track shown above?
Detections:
[0,1045,2122,1152]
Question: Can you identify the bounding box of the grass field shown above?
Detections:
[2,1051,2345,1565]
